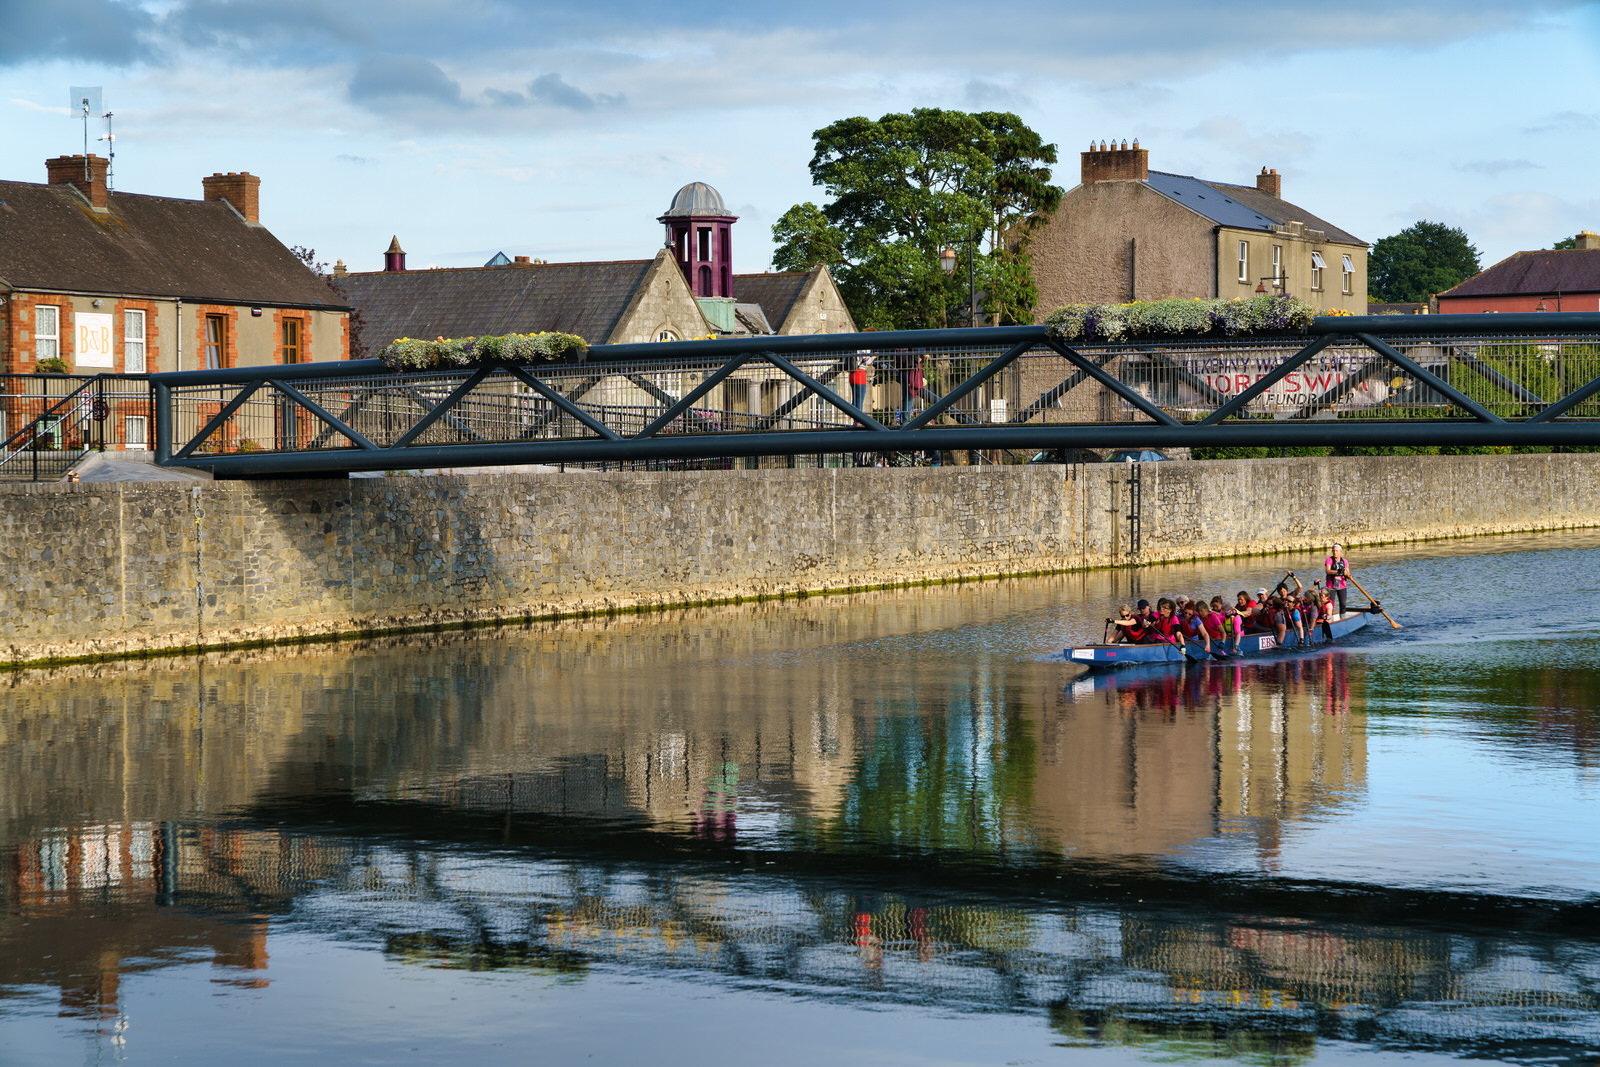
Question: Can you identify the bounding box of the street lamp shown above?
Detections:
[1254,273,1288,294]
[940,231,981,327]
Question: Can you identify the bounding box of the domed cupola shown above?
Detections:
[658,182,738,299]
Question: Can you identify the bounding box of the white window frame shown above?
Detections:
[1310,251,1325,292]
[1272,245,1283,285]
[1342,254,1355,295]
[124,415,147,449]
[124,309,146,373]
[35,305,60,363]
[1237,240,1249,282]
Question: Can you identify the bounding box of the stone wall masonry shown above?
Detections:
[3,453,1598,666]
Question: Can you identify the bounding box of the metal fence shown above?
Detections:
[150,316,1600,477]
[0,374,152,481]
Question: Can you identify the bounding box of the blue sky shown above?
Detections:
[3,0,1599,285]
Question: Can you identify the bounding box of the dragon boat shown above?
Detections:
[1066,608,1377,670]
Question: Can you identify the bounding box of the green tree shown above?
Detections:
[771,108,1061,330]
[1551,235,1579,250]
[1368,221,1481,303]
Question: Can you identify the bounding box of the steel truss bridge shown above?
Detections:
[150,313,1600,478]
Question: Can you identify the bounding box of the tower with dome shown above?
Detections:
[658,182,737,301]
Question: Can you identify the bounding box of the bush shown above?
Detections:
[381,332,588,371]
[1044,293,1318,344]
[35,357,69,374]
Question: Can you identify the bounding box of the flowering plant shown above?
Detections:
[381,331,588,370]
[1044,294,1319,343]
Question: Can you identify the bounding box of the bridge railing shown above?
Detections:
[150,315,1600,476]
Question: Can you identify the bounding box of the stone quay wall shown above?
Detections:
[4,452,1597,666]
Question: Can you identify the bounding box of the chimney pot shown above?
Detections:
[45,154,109,208]
[203,171,261,223]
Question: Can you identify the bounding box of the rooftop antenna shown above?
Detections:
[68,86,102,182]
[98,106,116,191]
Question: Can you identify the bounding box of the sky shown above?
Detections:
[4,0,1600,281]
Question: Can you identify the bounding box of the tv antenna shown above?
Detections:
[68,87,112,188]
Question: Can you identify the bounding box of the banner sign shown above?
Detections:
[1123,351,1433,414]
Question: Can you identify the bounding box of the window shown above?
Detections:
[124,416,147,449]
[698,264,712,295]
[281,317,302,363]
[657,330,677,342]
[35,305,59,363]
[1237,241,1249,282]
[1342,254,1355,294]
[204,314,226,370]
[124,309,146,373]
[697,227,711,262]
[1272,245,1282,284]
[1310,251,1326,292]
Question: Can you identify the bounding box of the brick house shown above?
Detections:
[1026,142,1369,316]
[1436,232,1600,313]
[0,155,350,444]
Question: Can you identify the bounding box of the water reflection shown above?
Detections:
[4,532,1600,1063]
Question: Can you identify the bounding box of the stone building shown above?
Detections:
[1436,231,1600,313]
[342,182,855,350]
[1027,142,1368,316]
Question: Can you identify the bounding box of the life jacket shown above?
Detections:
[1202,611,1227,640]
[1326,557,1348,588]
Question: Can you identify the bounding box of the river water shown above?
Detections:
[3,530,1599,1065]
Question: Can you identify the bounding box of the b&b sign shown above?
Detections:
[76,312,115,369]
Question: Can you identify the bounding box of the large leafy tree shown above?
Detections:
[771,108,1061,330]
[1368,221,1481,303]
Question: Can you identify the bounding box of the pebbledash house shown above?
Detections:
[0,154,350,448]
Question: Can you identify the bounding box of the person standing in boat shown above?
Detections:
[1325,544,1352,616]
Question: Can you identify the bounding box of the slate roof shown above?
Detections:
[0,179,343,307]
[1143,170,1366,247]
[1439,249,1600,297]
[337,258,658,346]
[733,303,773,335]
[733,271,810,329]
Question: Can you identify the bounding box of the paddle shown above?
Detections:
[1346,575,1401,629]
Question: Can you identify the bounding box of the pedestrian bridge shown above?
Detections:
[150,313,1600,478]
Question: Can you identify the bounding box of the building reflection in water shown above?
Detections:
[0,603,1596,1060]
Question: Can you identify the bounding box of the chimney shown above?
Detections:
[203,171,261,224]
[46,154,109,209]
[384,236,406,272]
[513,255,531,264]
[1575,230,1600,250]
[333,259,347,276]
[1256,167,1281,198]
[1081,138,1148,184]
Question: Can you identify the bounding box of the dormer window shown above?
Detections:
[1311,251,1326,291]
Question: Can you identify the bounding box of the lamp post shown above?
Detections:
[940,229,981,327]
[1254,273,1289,295]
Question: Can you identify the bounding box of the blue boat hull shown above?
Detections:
[1066,611,1376,670]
